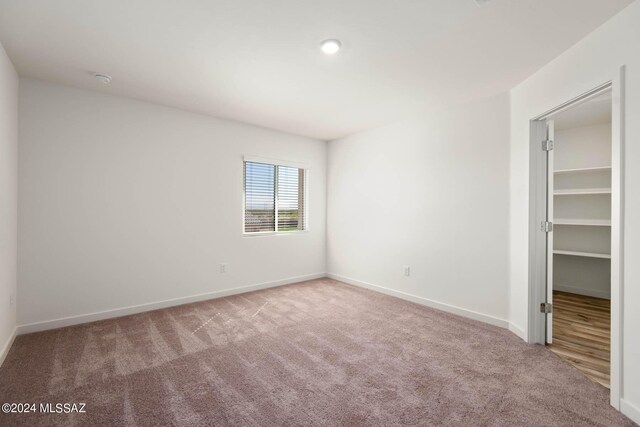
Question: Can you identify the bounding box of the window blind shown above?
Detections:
[244,162,276,233]
[244,161,305,233]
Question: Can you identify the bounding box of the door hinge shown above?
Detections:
[542,139,554,151]
[540,302,553,314]
[541,221,553,232]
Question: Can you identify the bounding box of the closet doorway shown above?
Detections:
[545,90,613,388]
[528,74,624,407]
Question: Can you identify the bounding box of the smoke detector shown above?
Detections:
[474,0,492,5]
[94,73,112,85]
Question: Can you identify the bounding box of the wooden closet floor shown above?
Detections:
[547,291,611,388]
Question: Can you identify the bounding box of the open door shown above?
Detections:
[545,120,554,344]
[528,77,623,407]
[528,118,552,345]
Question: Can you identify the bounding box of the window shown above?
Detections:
[243,160,306,233]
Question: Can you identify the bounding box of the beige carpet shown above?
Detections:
[0,278,634,426]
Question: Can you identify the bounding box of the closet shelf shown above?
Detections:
[553,250,611,259]
[554,166,611,174]
[554,218,611,226]
[554,188,611,196]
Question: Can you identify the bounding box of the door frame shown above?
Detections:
[527,66,625,409]
[546,119,554,344]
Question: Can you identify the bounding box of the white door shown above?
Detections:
[545,120,555,344]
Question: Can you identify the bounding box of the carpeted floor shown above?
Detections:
[0,278,634,426]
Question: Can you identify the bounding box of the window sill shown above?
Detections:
[242,230,309,237]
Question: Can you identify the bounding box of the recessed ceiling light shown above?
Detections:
[320,39,341,55]
[94,73,112,85]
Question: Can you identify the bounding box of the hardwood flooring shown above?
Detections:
[547,291,611,388]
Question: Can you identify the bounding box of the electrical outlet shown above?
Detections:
[9,294,15,307]
[220,264,227,273]
[403,266,410,277]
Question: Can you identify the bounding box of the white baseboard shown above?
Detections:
[0,327,17,367]
[327,273,510,330]
[621,399,640,425]
[554,284,610,299]
[17,273,326,335]
[508,322,527,341]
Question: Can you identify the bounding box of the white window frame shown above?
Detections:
[242,155,309,237]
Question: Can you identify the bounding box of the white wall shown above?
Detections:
[509,1,640,421]
[0,42,18,363]
[554,123,612,171]
[18,78,327,331]
[327,93,511,328]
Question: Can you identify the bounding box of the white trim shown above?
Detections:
[327,273,510,329]
[242,230,309,237]
[609,66,625,410]
[274,164,279,229]
[533,81,612,120]
[303,165,309,232]
[243,155,309,170]
[621,399,640,425]
[554,284,610,300]
[546,119,555,344]
[508,322,527,341]
[17,273,326,335]
[0,327,17,367]
[527,71,624,410]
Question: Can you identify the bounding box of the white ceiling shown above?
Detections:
[553,91,612,130]
[0,0,633,140]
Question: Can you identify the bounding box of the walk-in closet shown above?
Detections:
[546,91,612,388]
